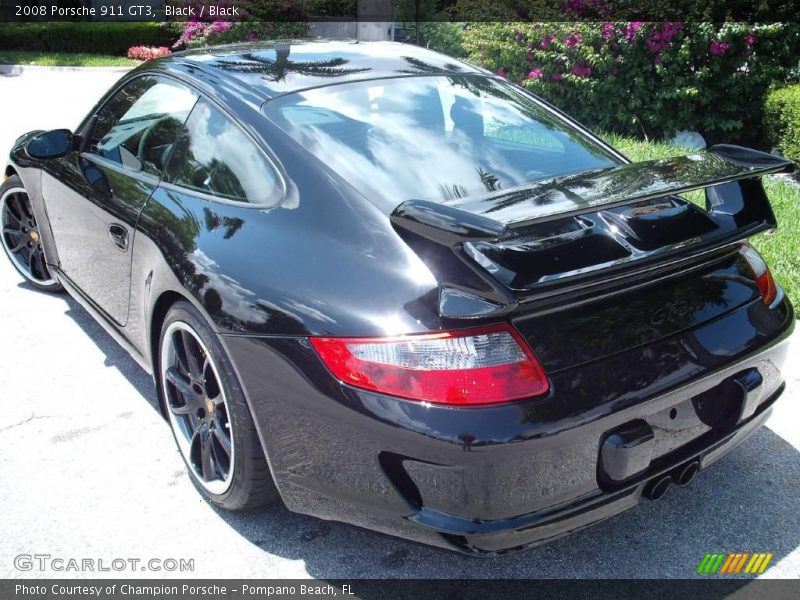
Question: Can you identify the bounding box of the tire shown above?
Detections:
[157,300,278,510]
[0,175,62,292]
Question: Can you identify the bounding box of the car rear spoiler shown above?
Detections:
[390,145,795,318]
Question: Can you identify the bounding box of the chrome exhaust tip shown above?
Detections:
[643,475,672,501]
[673,460,701,487]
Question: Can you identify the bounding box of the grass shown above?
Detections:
[0,51,138,67]
[601,132,800,307]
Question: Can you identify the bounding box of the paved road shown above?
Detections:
[1,67,799,580]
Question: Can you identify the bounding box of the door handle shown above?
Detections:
[108,223,129,251]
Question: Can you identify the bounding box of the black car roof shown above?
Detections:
[169,39,485,99]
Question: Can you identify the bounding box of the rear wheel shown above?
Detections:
[0,175,62,292]
[158,301,278,510]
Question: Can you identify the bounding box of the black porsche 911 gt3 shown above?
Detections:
[2,40,795,555]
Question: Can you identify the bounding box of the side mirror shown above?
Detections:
[25,129,75,160]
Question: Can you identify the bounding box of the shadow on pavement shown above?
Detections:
[43,280,800,580]
[22,280,159,412]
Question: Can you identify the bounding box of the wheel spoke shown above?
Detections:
[29,246,44,279]
[199,426,216,481]
[22,246,33,264]
[171,330,191,375]
[204,360,222,402]
[5,194,25,222]
[212,424,232,459]
[181,330,204,379]
[6,232,26,253]
[2,209,22,228]
[15,193,34,220]
[165,366,196,414]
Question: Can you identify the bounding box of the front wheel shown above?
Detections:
[158,301,279,510]
[0,175,62,292]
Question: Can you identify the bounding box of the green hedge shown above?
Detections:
[0,23,174,56]
[765,85,800,163]
[463,22,800,145]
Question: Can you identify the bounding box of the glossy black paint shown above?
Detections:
[5,41,795,555]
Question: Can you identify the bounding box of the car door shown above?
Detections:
[41,75,198,326]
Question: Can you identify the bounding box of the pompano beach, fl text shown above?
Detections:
[15,584,354,597]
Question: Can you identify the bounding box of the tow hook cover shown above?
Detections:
[600,420,655,483]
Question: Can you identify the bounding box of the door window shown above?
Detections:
[87,76,198,177]
[165,100,282,205]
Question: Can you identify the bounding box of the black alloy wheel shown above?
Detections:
[162,319,235,495]
[158,301,278,509]
[1,176,61,291]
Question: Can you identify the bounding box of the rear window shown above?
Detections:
[264,75,618,205]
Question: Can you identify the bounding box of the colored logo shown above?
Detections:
[696,552,773,575]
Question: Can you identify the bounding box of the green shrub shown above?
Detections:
[421,22,467,58]
[463,22,800,145]
[0,23,174,56]
[765,85,800,162]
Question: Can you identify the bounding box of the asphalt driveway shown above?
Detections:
[1,67,799,580]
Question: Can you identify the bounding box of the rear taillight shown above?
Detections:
[740,244,778,305]
[310,324,549,405]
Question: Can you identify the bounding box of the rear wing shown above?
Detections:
[390,145,795,318]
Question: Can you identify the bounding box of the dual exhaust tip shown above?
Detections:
[643,460,701,501]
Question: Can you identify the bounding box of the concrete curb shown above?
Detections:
[0,64,134,75]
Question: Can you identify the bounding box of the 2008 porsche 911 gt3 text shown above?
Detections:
[2,40,794,555]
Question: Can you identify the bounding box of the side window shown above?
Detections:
[165,100,281,205]
[87,76,198,177]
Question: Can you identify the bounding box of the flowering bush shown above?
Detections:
[167,1,309,49]
[171,20,308,49]
[127,46,172,61]
[463,22,800,144]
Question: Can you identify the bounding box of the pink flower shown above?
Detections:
[127,46,171,61]
[571,63,592,77]
[541,34,555,48]
[654,54,663,64]
[552,72,563,81]
[173,20,210,49]
[709,40,731,56]
[564,32,582,48]
[601,22,615,40]
[625,22,643,42]
[746,33,756,46]
[528,68,543,79]
[209,21,233,34]
[496,68,507,78]
[645,21,683,54]
[247,33,258,42]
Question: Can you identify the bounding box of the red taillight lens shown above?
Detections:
[740,244,778,305]
[310,324,549,405]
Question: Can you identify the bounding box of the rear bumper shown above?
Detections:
[420,385,781,554]
[221,295,794,555]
